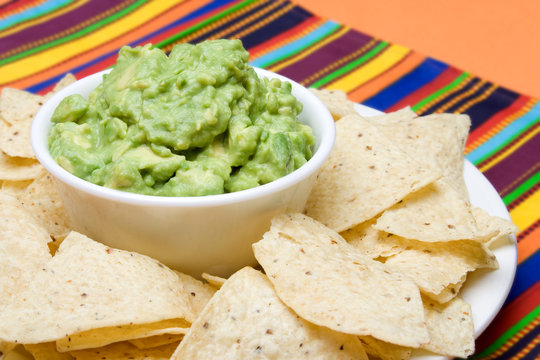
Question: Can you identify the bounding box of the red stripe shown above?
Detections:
[475,281,540,353]
[467,94,531,147]
[247,15,319,57]
[385,66,462,112]
[0,0,41,18]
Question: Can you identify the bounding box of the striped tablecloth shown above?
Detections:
[1,0,538,358]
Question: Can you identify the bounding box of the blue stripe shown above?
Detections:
[249,20,339,68]
[0,0,72,32]
[466,101,540,164]
[25,0,233,93]
[504,249,540,306]
[362,58,449,111]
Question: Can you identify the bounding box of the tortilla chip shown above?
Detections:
[341,219,403,259]
[472,207,518,245]
[0,151,42,181]
[52,74,77,94]
[0,88,44,125]
[0,231,192,344]
[172,267,367,359]
[366,107,417,124]
[20,169,71,238]
[367,113,470,198]
[1,180,32,196]
[174,271,216,318]
[253,213,428,347]
[24,343,73,360]
[309,89,356,120]
[305,114,440,232]
[0,118,34,159]
[358,336,411,360]
[70,341,178,360]
[201,273,226,289]
[0,342,16,360]
[129,334,184,350]
[424,275,467,304]
[0,193,51,308]
[374,179,483,242]
[56,319,189,352]
[421,296,475,358]
[383,238,497,297]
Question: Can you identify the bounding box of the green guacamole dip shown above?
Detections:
[48,40,315,196]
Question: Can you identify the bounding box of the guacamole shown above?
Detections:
[48,40,315,196]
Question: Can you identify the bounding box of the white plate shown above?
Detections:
[354,104,517,359]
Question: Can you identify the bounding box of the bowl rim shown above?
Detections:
[31,67,335,208]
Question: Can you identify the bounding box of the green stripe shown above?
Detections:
[310,41,388,88]
[411,72,469,112]
[0,0,147,67]
[503,169,540,205]
[0,0,76,32]
[154,0,259,49]
[256,23,341,68]
[472,305,540,358]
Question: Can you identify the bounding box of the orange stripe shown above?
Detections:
[4,0,210,90]
[348,51,425,103]
[517,225,540,263]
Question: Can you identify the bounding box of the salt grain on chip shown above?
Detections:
[171,266,367,360]
[253,213,429,348]
[305,114,440,232]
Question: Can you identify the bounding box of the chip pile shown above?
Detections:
[0,81,517,360]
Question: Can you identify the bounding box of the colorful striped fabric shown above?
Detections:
[1,0,538,358]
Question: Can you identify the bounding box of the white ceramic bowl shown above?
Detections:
[31,68,335,277]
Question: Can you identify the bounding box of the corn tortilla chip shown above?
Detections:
[367,113,470,198]
[383,238,497,297]
[0,88,44,125]
[253,213,428,347]
[69,341,178,360]
[424,275,467,304]
[341,219,403,259]
[1,180,32,196]
[0,151,42,181]
[201,273,226,289]
[305,114,440,232]
[374,179,483,242]
[172,266,367,360]
[472,207,518,245]
[358,336,411,360]
[0,231,192,344]
[0,118,34,159]
[0,193,51,308]
[24,343,73,360]
[421,296,475,357]
[20,169,71,238]
[309,89,356,120]
[129,334,184,350]
[366,106,417,124]
[174,271,216,319]
[55,319,189,352]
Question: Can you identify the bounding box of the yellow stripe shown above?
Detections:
[0,0,89,38]
[435,79,486,113]
[268,26,350,72]
[454,83,497,114]
[510,189,540,231]
[0,0,183,83]
[479,125,540,172]
[415,75,473,114]
[325,44,410,92]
